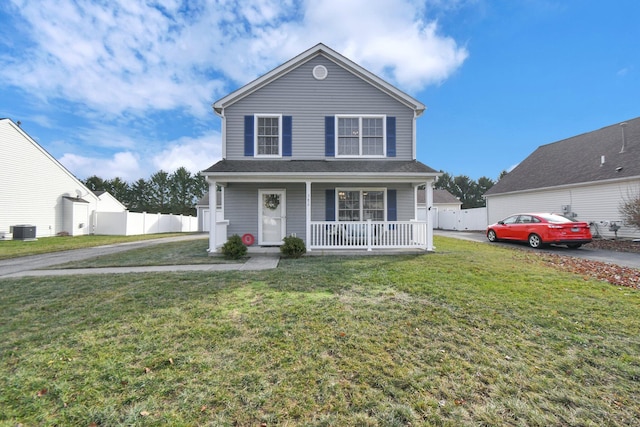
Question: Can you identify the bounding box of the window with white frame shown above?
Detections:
[337,115,385,157]
[337,189,385,221]
[256,115,281,156]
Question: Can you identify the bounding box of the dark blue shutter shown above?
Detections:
[386,116,396,157]
[325,189,335,221]
[244,115,254,156]
[325,116,335,157]
[282,116,292,156]
[387,189,397,221]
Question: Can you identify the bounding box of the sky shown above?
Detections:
[1,0,639,183]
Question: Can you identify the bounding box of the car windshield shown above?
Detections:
[537,214,576,223]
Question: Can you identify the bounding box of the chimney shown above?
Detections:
[620,122,627,153]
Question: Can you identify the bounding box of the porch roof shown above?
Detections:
[203,159,438,176]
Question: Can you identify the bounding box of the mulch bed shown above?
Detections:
[539,238,640,290]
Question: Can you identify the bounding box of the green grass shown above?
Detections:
[1,237,639,426]
[50,239,240,268]
[0,233,190,260]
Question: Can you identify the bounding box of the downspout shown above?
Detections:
[412,111,417,159]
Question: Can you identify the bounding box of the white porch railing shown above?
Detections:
[309,220,427,251]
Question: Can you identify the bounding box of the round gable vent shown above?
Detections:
[312,65,328,80]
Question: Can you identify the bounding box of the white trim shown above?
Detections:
[335,115,386,158]
[254,114,283,158]
[335,187,387,222]
[258,189,287,245]
[208,179,217,252]
[305,181,312,251]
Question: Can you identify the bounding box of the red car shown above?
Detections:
[486,213,592,249]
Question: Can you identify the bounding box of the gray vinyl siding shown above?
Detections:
[225,55,416,160]
[224,182,307,241]
[311,183,416,221]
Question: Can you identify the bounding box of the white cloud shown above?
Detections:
[60,151,142,182]
[58,130,221,181]
[152,132,222,176]
[2,0,468,119]
[2,0,468,181]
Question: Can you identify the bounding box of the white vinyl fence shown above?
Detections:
[437,207,488,231]
[93,211,198,236]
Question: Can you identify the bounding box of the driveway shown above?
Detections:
[434,230,640,270]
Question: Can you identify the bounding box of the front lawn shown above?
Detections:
[50,239,240,268]
[1,237,638,426]
[0,233,190,260]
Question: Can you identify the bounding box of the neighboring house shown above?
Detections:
[0,118,124,238]
[417,189,461,224]
[484,117,640,239]
[93,190,127,212]
[201,43,441,252]
[195,190,223,232]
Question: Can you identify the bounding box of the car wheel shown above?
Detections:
[487,229,498,242]
[528,233,543,248]
[567,244,582,249]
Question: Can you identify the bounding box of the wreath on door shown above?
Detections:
[264,194,280,210]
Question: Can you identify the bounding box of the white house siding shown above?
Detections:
[0,119,99,238]
[486,179,640,239]
[224,56,416,160]
[95,193,126,212]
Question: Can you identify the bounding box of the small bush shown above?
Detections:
[221,234,247,259]
[280,235,306,258]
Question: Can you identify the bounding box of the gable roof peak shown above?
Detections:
[212,43,425,115]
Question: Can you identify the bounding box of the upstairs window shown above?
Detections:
[336,115,385,157]
[256,115,282,157]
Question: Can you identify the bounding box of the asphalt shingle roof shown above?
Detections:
[203,159,438,175]
[485,117,640,196]
[417,189,461,204]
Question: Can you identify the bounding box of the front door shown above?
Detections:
[258,189,286,245]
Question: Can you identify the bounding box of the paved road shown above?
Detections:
[0,234,279,279]
[434,230,640,269]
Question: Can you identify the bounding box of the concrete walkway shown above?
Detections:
[0,234,280,279]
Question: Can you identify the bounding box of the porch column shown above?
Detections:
[425,180,434,251]
[208,179,217,253]
[305,181,311,252]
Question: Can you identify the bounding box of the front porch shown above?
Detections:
[204,161,440,253]
[309,219,427,251]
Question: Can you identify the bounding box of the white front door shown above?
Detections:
[258,189,286,245]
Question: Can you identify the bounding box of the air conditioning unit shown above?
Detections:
[12,224,36,240]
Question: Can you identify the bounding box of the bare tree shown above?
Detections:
[620,188,640,231]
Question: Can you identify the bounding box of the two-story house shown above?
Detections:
[202,43,440,252]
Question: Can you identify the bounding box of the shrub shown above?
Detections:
[221,234,247,259]
[280,235,306,258]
